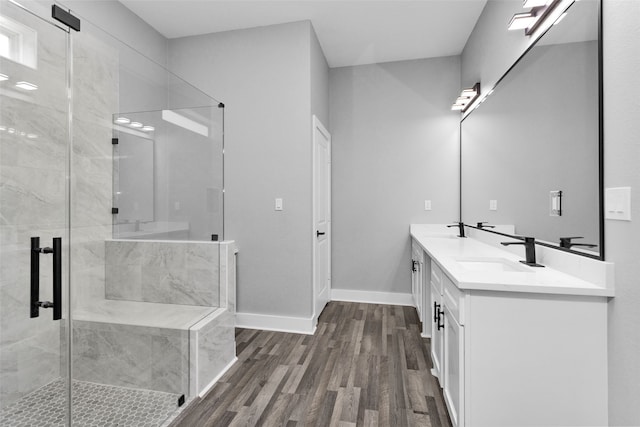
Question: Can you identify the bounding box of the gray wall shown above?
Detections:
[603,1,640,424]
[461,0,640,424]
[59,0,168,66]
[310,25,330,127]
[329,57,460,295]
[168,21,325,319]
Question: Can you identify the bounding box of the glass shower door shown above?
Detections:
[0,1,71,425]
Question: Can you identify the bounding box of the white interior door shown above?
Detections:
[313,116,331,325]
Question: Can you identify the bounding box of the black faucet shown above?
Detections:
[476,222,495,229]
[501,237,544,267]
[559,237,598,249]
[447,222,466,238]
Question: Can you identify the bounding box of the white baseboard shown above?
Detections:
[235,312,316,335]
[198,357,238,398]
[330,289,414,306]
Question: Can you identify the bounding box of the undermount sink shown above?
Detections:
[455,257,530,273]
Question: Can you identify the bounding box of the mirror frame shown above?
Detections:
[458,0,604,261]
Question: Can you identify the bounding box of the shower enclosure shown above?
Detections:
[0,1,233,426]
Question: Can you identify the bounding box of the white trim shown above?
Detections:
[236,312,316,335]
[198,357,238,398]
[312,114,332,327]
[331,289,414,306]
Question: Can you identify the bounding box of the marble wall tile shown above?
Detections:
[72,320,188,395]
[189,309,235,396]
[104,265,142,301]
[105,240,220,307]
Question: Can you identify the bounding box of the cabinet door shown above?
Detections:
[430,284,444,383]
[443,306,464,427]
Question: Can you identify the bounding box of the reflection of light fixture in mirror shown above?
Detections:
[129,122,143,128]
[508,12,537,30]
[141,125,155,132]
[508,0,561,36]
[15,81,37,91]
[161,110,209,137]
[0,73,8,81]
[451,82,480,112]
[114,117,130,124]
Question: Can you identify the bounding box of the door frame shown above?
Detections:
[312,115,331,325]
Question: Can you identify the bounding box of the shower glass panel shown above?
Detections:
[0,1,71,425]
[68,10,225,427]
[113,105,224,241]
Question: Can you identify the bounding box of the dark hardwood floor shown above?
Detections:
[171,301,452,426]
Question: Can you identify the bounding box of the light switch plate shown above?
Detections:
[605,187,631,221]
[275,198,283,211]
[489,200,498,211]
[424,200,432,211]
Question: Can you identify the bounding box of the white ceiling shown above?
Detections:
[119,0,487,68]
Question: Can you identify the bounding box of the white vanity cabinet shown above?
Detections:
[427,258,608,427]
[410,240,424,322]
[411,239,431,337]
[429,263,444,383]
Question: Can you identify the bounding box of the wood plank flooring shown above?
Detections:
[171,301,452,427]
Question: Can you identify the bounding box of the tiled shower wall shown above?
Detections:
[105,240,220,307]
[0,13,117,408]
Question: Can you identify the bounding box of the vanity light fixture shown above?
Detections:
[114,117,131,124]
[0,73,8,81]
[15,81,38,91]
[451,82,481,112]
[141,125,155,132]
[508,12,537,30]
[129,122,143,128]
[508,0,562,36]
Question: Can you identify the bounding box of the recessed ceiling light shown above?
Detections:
[508,12,537,30]
[27,133,38,139]
[142,125,155,132]
[0,126,6,131]
[8,128,16,134]
[0,73,8,81]
[15,81,38,91]
[114,117,131,124]
[129,122,143,128]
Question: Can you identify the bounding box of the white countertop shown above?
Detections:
[411,224,614,297]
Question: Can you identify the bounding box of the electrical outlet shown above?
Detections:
[275,198,283,211]
[489,200,497,211]
[424,200,432,211]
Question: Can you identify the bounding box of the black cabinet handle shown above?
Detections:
[30,237,61,321]
[412,260,417,272]
[437,308,445,330]
[316,230,326,237]
[433,302,440,323]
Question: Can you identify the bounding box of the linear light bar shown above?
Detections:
[15,81,38,91]
[161,110,209,137]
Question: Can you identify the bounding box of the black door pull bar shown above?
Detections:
[30,237,62,320]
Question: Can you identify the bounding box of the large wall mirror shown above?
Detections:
[461,0,602,259]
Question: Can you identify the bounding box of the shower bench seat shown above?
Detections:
[72,298,236,398]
